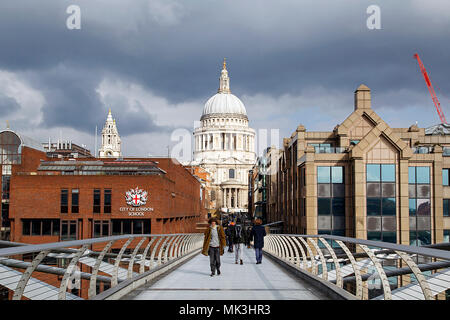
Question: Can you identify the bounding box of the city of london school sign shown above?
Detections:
[120,187,154,216]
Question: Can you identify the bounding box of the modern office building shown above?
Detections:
[266,84,450,246]
[248,149,270,224]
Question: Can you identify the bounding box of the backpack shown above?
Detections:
[235,225,242,239]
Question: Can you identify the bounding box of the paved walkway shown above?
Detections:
[126,246,327,300]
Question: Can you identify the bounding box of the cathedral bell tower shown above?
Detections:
[98,109,122,158]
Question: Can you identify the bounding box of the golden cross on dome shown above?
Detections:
[223,58,227,70]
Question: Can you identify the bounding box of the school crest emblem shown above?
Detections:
[125,187,148,207]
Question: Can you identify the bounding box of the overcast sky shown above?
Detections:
[0,0,449,158]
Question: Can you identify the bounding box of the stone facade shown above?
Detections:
[187,60,256,215]
[98,109,122,158]
[266,84,450,246]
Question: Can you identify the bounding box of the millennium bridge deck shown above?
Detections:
[124,246,327,300]
[1,233,450,300]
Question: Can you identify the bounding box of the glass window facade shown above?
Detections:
[0,131,22,165]
[111,219,151,235]
[366,164,396,243]
[409,166,431,246]
[22,219,60,236]
[317,166,345,235]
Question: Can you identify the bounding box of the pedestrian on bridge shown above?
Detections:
[250,218,266,264]
[230,218,245,265]
[226,221,235,253]
[202,218,226,277]
[244,226,252,248]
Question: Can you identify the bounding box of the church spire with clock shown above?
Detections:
[99,109,122,158]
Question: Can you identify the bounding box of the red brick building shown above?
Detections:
[0,129,206,244]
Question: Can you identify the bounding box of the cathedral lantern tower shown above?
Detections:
[99,109,122,158]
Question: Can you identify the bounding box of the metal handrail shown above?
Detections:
[273,234,450,261]
[0,233,204,300]
[0,233,195,257]
[263,234,450,301]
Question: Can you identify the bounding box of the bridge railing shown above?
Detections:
[0,233,204,300]
[264,234,450,300]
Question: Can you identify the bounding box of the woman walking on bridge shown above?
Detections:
[202,218,226,277]
[250,218,266,264]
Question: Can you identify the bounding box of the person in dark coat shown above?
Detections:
[226,221,234,252]
[244,226,252,248]
[230,218,245,264]
[250,218,266,264]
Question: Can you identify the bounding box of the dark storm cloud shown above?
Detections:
[0,0,449,144]
[0,94,20,115]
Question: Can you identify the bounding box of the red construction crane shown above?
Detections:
[414,53,447,124]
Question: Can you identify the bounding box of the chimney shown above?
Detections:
[354,84,371,110]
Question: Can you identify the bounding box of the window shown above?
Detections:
[61,189,68,213]
[331,167,343,183]
[381,164,395,182]
[317,166,331,183]
[111,219,151,235]
[133,220,143,234]
[309,143,332,153]
[409,166,431,246]
[317,166,345,235]
[1,203,9,228]
[416,167,430,184]
[366,164,396,243]
[366,164,396,216]
[444,200,450,217]
[368,231,397,244]
[443,169,450,186]
[61,220,77,241]
[318,198,331,215]
[229,169,235,179]
[71,189,79,213]
[409,199,416,216]
[22,219,30,235]
[0,131,22,165]
[93,189,101,213]
[444,230,450,243]
[1,176,10,200]
[409,167,416,184]
[410,230,431,246]
[94,220,110,238]
[22,219,60,236]
[104,189,111,213]
[366,164,381,182]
